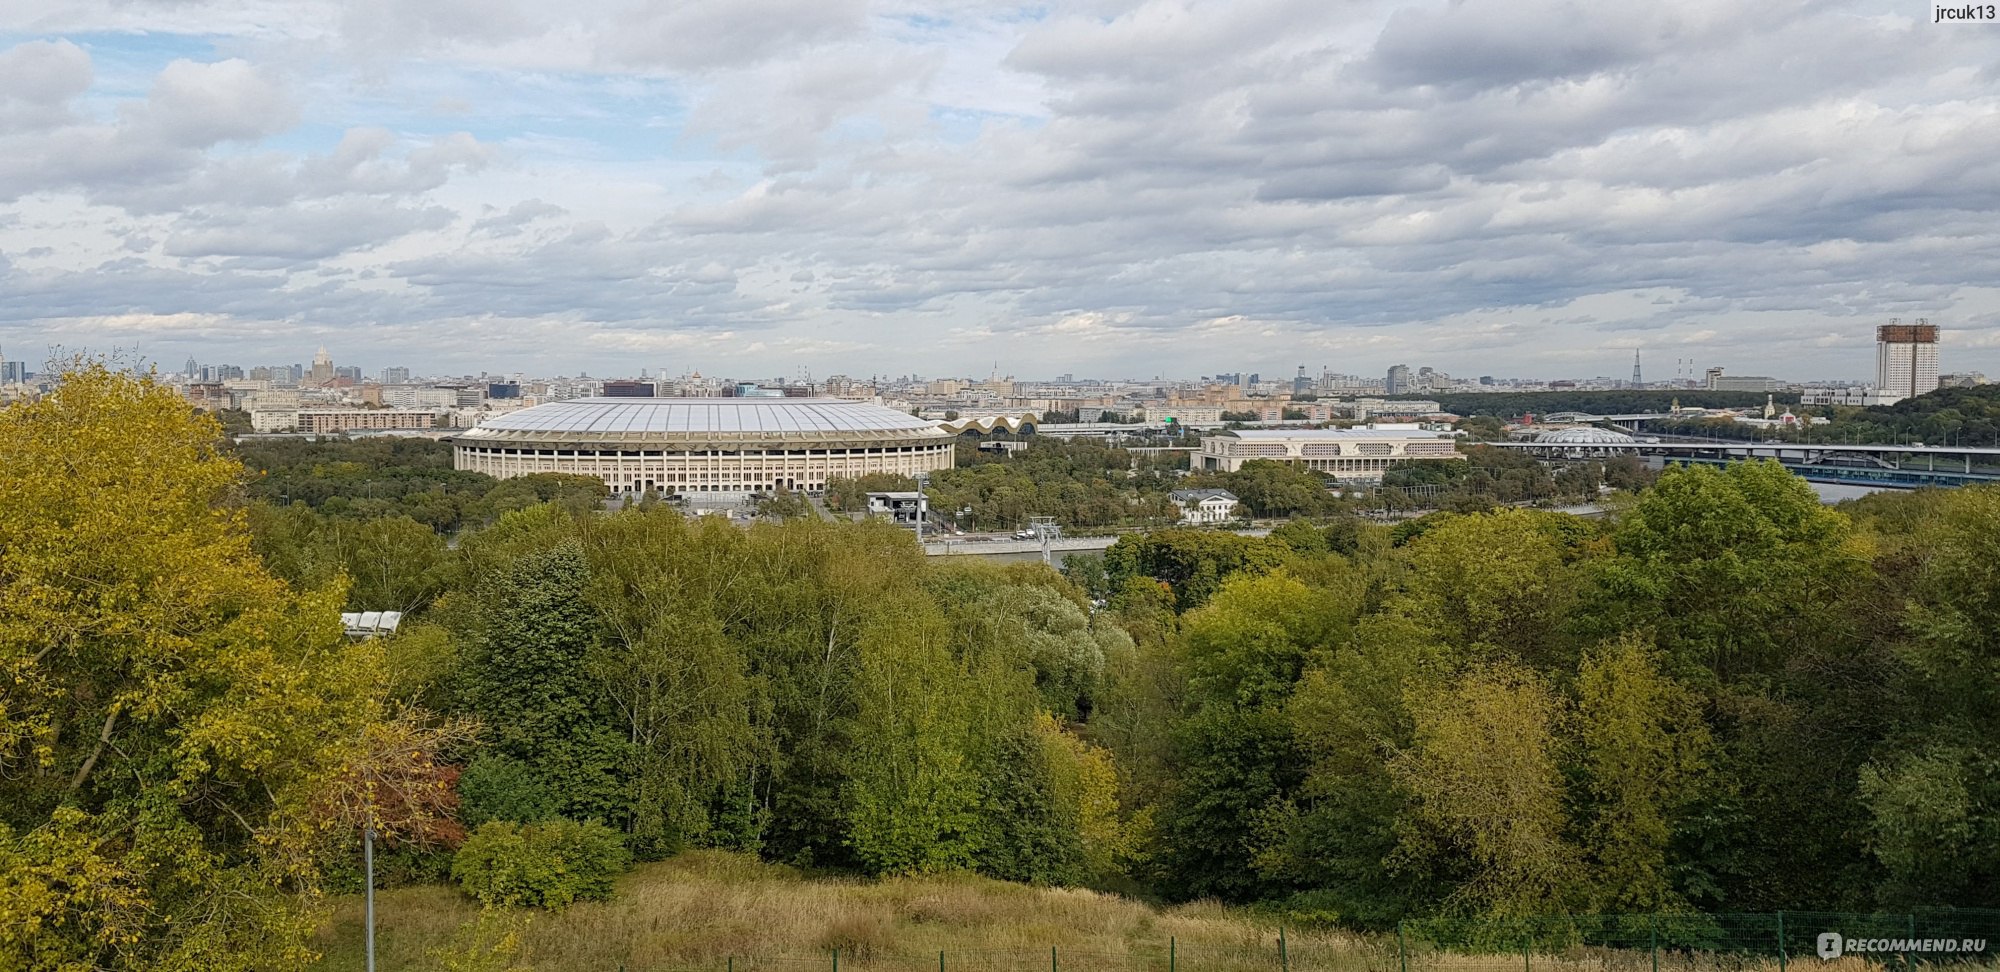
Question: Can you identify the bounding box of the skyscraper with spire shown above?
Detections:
[308,346,335,386]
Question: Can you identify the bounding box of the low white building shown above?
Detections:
[865,491,927,525]
[1800,386,1905,407]
[1195,427,1461,481]
[250,407,299,432]
[1169,488,1239,524]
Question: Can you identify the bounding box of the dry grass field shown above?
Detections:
[309,851,1376,972]
[310,854,1998,972]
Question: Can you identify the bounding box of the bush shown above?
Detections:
[457,753,555,828]
[451,818,632,910]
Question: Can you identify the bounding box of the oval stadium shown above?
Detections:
[453,397,954,495]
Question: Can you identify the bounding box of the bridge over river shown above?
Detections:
[1489,439,2000,489]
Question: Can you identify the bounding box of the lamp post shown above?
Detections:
[364,823,377,972]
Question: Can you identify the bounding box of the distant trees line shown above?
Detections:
[1406,390,1796,419]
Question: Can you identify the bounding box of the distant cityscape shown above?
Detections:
[0,319,1981,437]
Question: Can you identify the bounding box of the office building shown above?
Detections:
[601,379,656,398]
[1877,321,1940,399]
[1704,367,1784,392]
[296,409,438,434]
[1386,364,1411,395]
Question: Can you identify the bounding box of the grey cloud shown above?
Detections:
[1363,0,1750,91]
[1006,0,1344,83]
[471,198,569,235]
[0,38,91,129]
[602,0,869,71]
[162,200,455,260]
[1254,164,1453,202]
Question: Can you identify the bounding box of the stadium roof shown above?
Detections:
[474,397,938,436]
[1534,426,1636,445]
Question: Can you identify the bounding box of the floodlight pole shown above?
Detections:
[916,474,928,544]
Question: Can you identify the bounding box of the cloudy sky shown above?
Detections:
[2,0,1998,382]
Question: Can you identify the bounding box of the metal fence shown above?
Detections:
[607,913,2000,972]
[1397,912,2000,972]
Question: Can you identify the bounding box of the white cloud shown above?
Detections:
[136,58,296,146]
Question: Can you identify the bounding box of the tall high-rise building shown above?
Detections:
[309,346,335,386]
[0,346,24,385]
[1386,364,1411,395]
[382,366,411,384]
[1876,321,1940,399]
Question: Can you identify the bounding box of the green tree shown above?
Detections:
[1393,508,1588,669]
[1152,569,1361,901]
[1391,665,1580,918]
[580,511,759,856]
[1279,614,1441,926]
[1860,485,2000,905]
[1592,461,1866,682]
[1573,634,1709,912]
[840,605,982,875]
[452,540,628,827]
[0,364,384,970]
[1186,459,1340,518]
[1180,570,1360,708]
[1103,530,1291,611]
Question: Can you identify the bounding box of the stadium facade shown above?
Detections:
[453,397,954,494]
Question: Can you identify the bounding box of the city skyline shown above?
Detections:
[4,2,2000,378]
[54,338,1964,389]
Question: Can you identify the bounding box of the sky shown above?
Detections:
[2,0,1998,382]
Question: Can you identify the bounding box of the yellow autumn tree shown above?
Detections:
[0,362,385,971]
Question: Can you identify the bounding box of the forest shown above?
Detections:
[1653,384,2000,449]
[5,367,1999,970]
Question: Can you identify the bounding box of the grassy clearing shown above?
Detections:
[310,850,1372,972]
[310,855,1999,972]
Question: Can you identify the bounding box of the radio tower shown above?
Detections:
[1631,349,1643,388]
